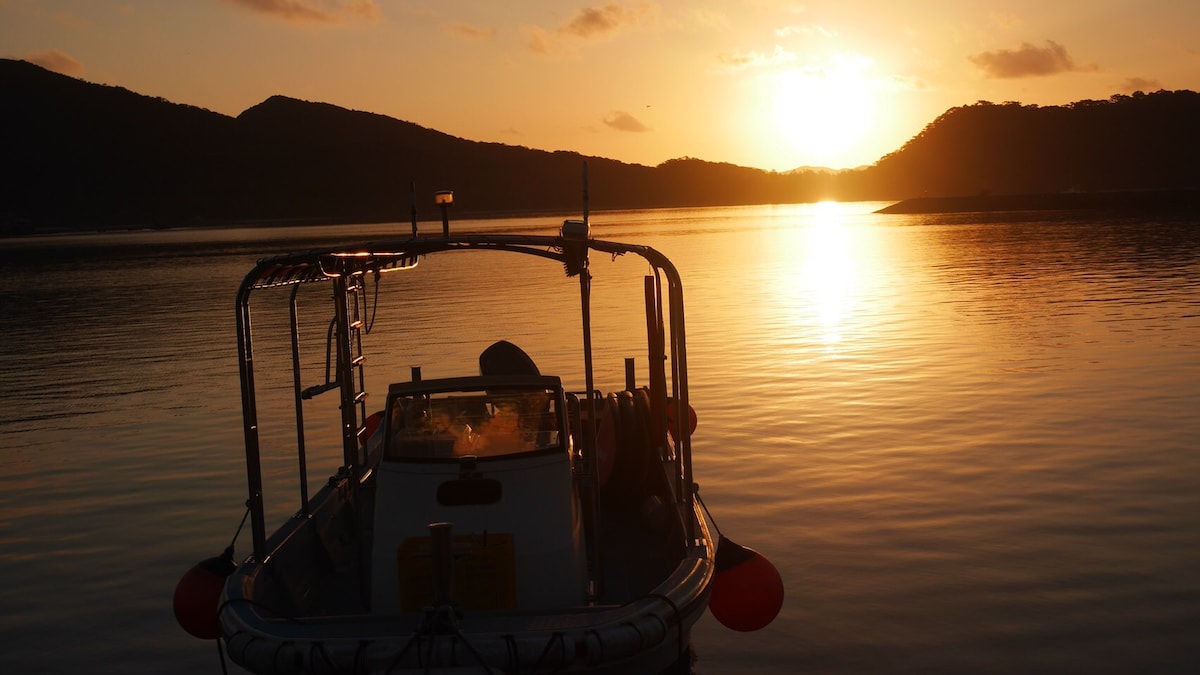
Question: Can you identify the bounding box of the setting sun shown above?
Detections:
[773,54,877,168]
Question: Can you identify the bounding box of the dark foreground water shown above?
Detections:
[1,203,1198,673]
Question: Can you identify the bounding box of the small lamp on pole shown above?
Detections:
[434,190,454,237]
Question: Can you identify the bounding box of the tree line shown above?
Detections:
[2,58,1197,233]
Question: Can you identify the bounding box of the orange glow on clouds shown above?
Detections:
[3,1,1198,173]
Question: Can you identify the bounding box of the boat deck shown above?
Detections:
[249,458,687,622]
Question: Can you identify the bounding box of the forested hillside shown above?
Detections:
[2,58,1197,232]
[859,93,1200,198]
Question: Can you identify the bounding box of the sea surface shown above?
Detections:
[1,203,1198,674]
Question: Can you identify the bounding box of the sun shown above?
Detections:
[773,54,876,168]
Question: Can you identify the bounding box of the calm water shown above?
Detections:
[1,204,1198,674]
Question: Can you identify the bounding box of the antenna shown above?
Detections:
[582,161,590,226]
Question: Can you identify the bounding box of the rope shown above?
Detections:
[218,630,261,675]
[634,592,685,660]
[533,631,569,673]
[450,621,497,674]
[422,631,433,674]
[374,604,502,675]
[273,640,294,673]
[219,597,502,675]
[382,632,419,674]
[502,634,521,674]
[621,619,646,650]
[229,501,252,552]
[353,640,369,675]
[213,583,695,674]
[311,641,337,674]
[214,598,691,674]
[585,628,604,664]
[216,630,230,675]
[694,489,723,539]
[213,502,253,674]
[214,595,311,674]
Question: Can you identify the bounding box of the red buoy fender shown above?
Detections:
[708,536,784,632]
[666,398,698,441]
[173,549,236,639]
[358,410,386,466]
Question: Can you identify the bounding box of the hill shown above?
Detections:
[859,94,1200,199]
[0,59,810,230]
[2,59,1199,231]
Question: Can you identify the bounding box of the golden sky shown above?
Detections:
[3,1,1198,171]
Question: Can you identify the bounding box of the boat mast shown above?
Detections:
[575,162,605,600]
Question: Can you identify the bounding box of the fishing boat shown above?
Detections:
[174,189,782,673]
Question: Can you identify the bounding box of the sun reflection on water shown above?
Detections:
[786,201,863,348]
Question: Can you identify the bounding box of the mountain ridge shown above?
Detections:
[3,58,1198,231]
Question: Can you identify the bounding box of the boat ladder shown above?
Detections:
[339,273,371,471]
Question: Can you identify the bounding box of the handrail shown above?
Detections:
[234,232,692,563]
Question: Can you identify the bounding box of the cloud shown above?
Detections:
[222,0,378,24]
[603,110,651,132]
[25,49,84,76]
[968,40,1096,78]
[775,24,837,40]
[522,25,551,54]
[448,22,495,40]
[987,12,1023,30]
[524,2,653,54]
[717,45,797,70]
[560,2,645,40]
[683,8,729,31]
[882,73,928,93]
[1117,76,1162,93]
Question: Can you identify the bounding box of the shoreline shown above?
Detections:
[0,207,585,239]
[6,191,1199,238]
[876,189,1200,215]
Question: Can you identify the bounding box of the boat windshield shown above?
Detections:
[385,388,562,460]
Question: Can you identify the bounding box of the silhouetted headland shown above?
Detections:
[877,189,1200,215]
[2,58,1198,233]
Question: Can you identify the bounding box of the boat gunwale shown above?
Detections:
[219,504,714,642]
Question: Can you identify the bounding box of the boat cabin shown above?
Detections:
[370,375,588,613]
